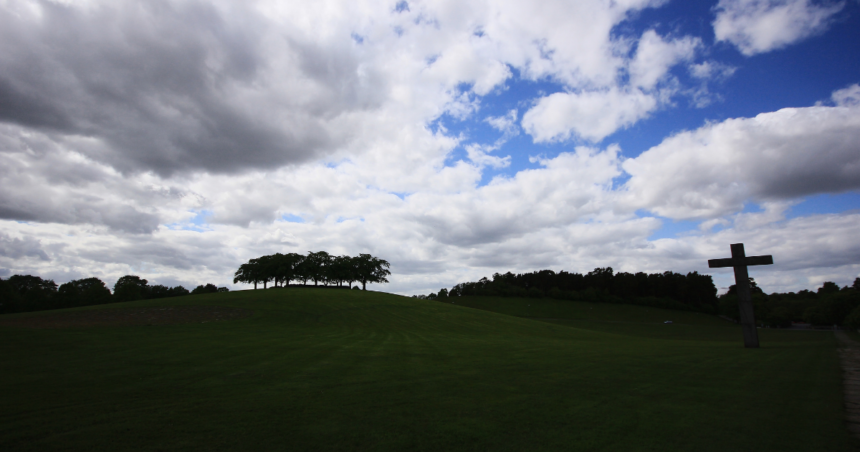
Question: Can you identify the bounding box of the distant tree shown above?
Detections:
[114,275,149,302]
[6,275,58,311]
[846,303,860,330]
[766,306,793,328]
[58,277,111,307]
[273,253,304,287]
[0,277,19,313]
[192,284,219,295]
[342,255,362,288]
[305,251,332,286]
[584,267,614,292]
[235,257,272,289]
[292,255,311,285]
[233,262,257,289]
[233,251,391,291]
[170,286,190,297]
[818,281,840,295]
[148,285,172,299]
[354,254,391,291]
[328,255,355,287]
[803,303,834,326]
[260,254,281,287]
[148,284,190,299]
[726,278,764,296]
[255,255,276,289]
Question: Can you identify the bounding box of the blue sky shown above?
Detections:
[432,0,860,246]
[442,0,860,177]
[0,0,858,295]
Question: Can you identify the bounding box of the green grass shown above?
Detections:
[0,289,855,451]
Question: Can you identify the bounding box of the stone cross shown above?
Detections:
[708,243,773,348]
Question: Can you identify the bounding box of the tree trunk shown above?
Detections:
[264,281,267,289]
[254,281,257,290]
[362,280,366,291]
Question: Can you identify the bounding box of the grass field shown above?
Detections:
[1,289,855,451]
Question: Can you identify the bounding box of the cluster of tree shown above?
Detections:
[418,267,719,313]
[233,252,391,291]
[0,274,228,314]
[719,278,860,328]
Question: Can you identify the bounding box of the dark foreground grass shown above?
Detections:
[1,289,855,451]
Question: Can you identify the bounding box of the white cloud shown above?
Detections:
[713,0,844,56]
[464,143,511,169]
[1,0,858,298]
[629,30,700,90]
[522,88,658,142]
[622,99,860,219]
[485,109,519,135]
[520,30,701,143]
[662,209,860,294]
[688,60,737,80]
[833,83,860,107]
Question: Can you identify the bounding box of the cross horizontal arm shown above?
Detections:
[745,255,773,266]
[708,258,735,268]
[708,255,773,268]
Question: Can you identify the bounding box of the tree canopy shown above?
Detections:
[421,269,860,328]
[234,252,390,291]
[421,267,719,313]
[0,274,225,314]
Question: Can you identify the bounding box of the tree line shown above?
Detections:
[0,274,228,314]
[419,266,860,328]
[719,278,860,329]
[418,267,721,313]
[233,252,391,291]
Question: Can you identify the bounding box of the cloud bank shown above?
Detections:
[0,0,858,296]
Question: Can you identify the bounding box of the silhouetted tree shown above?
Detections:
[818,281,840,295]
[233,251,391,291]
[274,253,304,287]
[354,254,391,291]
[304,251,332,286]
[192,284,219,295]
[0,277,19,313]
[58,277,111,307]
[149,285,189,298]
[5,275,58,312]
[233,262,258,289]
[726,278,763,296]
[329,255,355,287]
[114,275,149,302]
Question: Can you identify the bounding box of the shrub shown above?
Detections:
[845,305,860,330]
[803,303,833,326]
[527,287,544,298]
[766,306,793,328]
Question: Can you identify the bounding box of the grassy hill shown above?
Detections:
[0,289,854,451]
[442,295,770,342]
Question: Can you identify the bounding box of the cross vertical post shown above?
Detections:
[708,243,774,348]
[729,244,758,348]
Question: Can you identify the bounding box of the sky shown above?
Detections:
[1,0,859,295]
